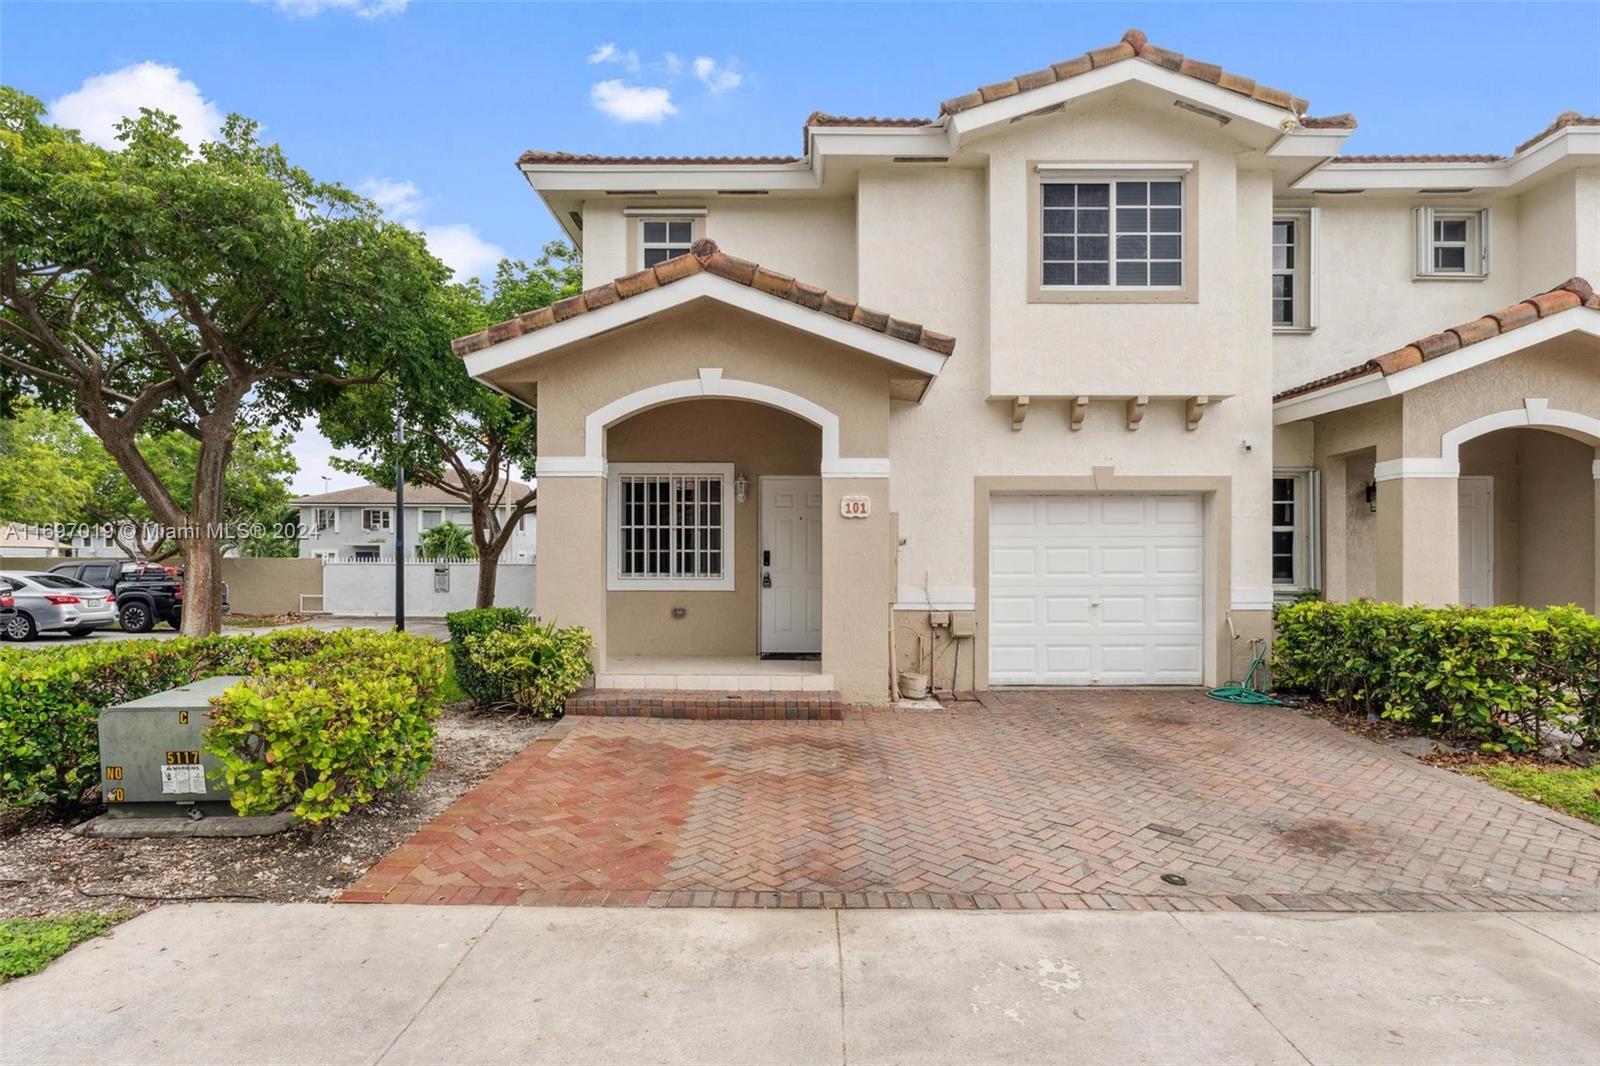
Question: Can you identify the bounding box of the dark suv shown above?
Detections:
[47,560,229,633]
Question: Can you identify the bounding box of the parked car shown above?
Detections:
[0,571,118,642]
[0,584,15,630]
[46,559,227,633]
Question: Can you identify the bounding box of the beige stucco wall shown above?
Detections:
[604,399,820,658]
[580,197,858,297]
[220,557,323,615]
[979,90,1266,399]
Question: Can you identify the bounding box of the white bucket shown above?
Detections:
[898,671,931,700]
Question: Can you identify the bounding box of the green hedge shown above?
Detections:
[443,607,531,705]
[1273,601,1600,751]
[0,629,444,821]
[464,619,594,718]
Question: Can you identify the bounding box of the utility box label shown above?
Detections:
[840,495,871,519]
[160,764,207,794]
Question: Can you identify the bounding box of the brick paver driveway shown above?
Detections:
[345,690,1600,911]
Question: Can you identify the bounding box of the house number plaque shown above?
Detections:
[840,495,871,519]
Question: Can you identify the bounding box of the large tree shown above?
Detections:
[321,244,580,607]
[0,89,450,633]
[0,401,298,559]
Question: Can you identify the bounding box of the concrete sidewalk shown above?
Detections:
[1,905,1595,1066]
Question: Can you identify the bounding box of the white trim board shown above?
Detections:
[1274,308,1600,424]
[461,272,950,382]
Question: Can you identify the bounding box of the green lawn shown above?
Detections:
[1461,764,1600,826]
[0,912,132,982]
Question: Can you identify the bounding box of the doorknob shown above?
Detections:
[762,572,772,588]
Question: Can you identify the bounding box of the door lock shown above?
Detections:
[762,550,771,566]
[762,572,772,588]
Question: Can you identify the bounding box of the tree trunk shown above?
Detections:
[475,553,498,610]
[176,405,239,637]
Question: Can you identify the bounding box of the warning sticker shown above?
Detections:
[160,764,207,795]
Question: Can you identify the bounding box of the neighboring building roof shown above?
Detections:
[451,238,957,360]
[1273,278,1598,403]
[1325,112,1599,165]
[938,28,1310,117]
[290,477,535,507]
[0,522,65,552]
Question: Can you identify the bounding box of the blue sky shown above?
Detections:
[5,1,1598,489]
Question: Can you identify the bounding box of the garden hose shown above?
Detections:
[1207,637,1282,705]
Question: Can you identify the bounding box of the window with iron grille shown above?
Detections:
[609,463,735,590]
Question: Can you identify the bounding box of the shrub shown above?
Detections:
[204,630,445,826]
[464,620,594,717]
[0,628,445,820]
[1273,600,1600,752]
[443,606,532,705]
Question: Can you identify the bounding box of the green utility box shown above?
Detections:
[98,675,243,819]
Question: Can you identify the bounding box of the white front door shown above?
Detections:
[989,493,1206,685]
[1457,476,1494,607]
[760,476,823,655]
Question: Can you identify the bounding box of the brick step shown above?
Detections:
[564,689,844,721]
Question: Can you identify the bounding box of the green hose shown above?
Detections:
[1207,638,1282,705]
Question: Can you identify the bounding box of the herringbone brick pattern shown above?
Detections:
[343,691,1600,910]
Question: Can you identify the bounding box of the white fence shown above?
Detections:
[319,559,535,616]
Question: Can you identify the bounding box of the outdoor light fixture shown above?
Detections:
[1365,481,1378,513]
[734,473,749,502]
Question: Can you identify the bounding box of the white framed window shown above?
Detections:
[1039,173,1186,289]
[361,508,391,531]
[639,218,695,269]
[1272,469,1320,596]
[1414,207,1489,279]
[419,509,443,530]
[313,508,338,533]
[1272,209,1317,331]
[607,463,735,591]
[352,546,381,562]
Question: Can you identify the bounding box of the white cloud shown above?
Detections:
[358,177,504,281]
[590,79,676,124]
[663,52,683,76]
[48,62,223,150]
[693,56,742,95]
[357,177,426,219]
[417,223,506,282]
[587,42,640,74]
[271,0,408,20]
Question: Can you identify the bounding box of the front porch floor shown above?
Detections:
[595,655,833,692]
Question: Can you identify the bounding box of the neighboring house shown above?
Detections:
[452,28,1598,702]
[289,479,536,562]
[0,522,68,557]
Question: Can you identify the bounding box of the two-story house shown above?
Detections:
[451,29,1597,703]
[290,480,536,562]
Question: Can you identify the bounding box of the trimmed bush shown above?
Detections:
[204,630,445,825]
[1273,600,1600,751]
[443,607,532,705]
[0,629,445,819]
[463,620,594,717]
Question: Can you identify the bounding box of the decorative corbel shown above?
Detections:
[1185,395,1210,431]
[1068,396,1088,432]
[1011,395,1029,431]
[1125,395,1148,431]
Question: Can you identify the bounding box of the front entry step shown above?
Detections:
[564,689,844,721]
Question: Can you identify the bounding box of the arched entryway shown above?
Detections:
[601,396,825,669]
[1457,426,1598,610]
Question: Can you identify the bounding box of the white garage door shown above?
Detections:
[989,493,1205,685]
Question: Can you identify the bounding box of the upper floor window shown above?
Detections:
[1272,209,1316,331]
[1031,165,1194,303]
[362,508,391,531]
[640,218,695,268]
[313,508,338,532]
[1414,207,1489,279]
[419,509,443,531]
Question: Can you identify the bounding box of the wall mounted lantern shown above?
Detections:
[734,473,749,503]
[1364,481,1378,513]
